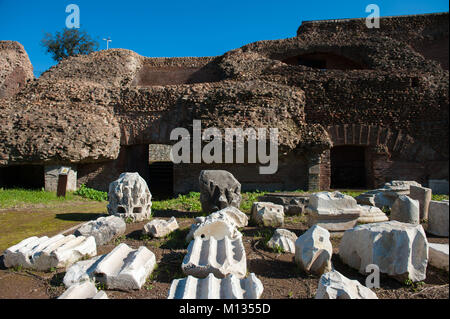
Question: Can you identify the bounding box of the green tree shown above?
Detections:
[41,28,99,62]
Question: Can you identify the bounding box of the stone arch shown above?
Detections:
[323,124,440,189]
[325,124,439,162]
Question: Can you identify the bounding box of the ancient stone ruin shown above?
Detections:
[0,11,448,301]
[0,13,447,195]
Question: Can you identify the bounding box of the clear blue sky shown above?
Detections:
[0,0,448,77]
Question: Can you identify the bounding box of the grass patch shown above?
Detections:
[151,190,286,215]
[0,201,107,251]
[0,188,82,209]
[152,192,201,213]
[432,194,449,201]
[74,184,107,201]
[240,190,269,213]
[254,228,274,246]
[161,228,190,250]
[340,190,368,198]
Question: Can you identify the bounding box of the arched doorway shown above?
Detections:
[330,145,367,189]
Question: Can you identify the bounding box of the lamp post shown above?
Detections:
[102,37,112,50]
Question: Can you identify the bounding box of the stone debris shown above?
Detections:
[427,200,449,237]
[315,270,378,299]
[74,215,126,246]
[357,205,389,223]
[409,185,432,220]
[295,225,333,275]
[168,273,263,299]
[428,243,449,272]
[339,221,428,282]
[257,193,309,215]
[390,195,420,225]
[251,202,284,227]
[199,170,242,214]
[306,191,361,231]
[186,206,247,242]
[143,217,179,238]
[267,229,297,253]
[63,255,105,288]
[94,243,156,290]
[182,236,246,278]
[355,181,422,209]
[58,281,108,299]
[3,234,97,271]
[107,172,152,222]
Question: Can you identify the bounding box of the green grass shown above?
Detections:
[240,190,269,213]
[432,194,449,201]
[74,184,108,201]
[340,190,368,198]
[152,192,201,213]
[151,190,284,215]
[0,201,107,251]
[0,188,82,209]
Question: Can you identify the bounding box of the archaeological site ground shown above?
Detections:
[0,2,448,307]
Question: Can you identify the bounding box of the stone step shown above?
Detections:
[94,243,156,290]
[168,273,263,299]
[182,236,246,278]
[3,234,97,271]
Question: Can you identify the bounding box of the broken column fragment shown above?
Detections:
[186,206,248,242]
[315,270,378,299]
[3,234,97,271]
[295,225,333,275]
[94,243,156,290]
[267,229,297,253]
[306,191,361,231]
[58,281,108,299]
[168,273,263,299]
[143,217,179,238]
[74,215,126,245]
[182,236,246,278]
[339,221,428,282]
[251,202,284,227]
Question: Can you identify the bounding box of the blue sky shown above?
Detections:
[0,0,448,77]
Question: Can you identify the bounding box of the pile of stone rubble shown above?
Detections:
[2,171,448,299]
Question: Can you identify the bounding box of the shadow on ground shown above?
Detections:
[55,213,105,222]
[151,251,185,283]
[152,209,204,219]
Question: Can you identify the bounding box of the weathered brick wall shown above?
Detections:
[131,57,224,86]
[297,12,449,70]
[77,144,149,191]
[0,41,34,99]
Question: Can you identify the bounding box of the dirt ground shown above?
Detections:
[0,210,448,299]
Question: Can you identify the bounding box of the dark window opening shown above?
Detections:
[298,57,327,69]
[282,52,367,70]
[330,146,366,189]
[0,165,45,189]
[148,161,174,200]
